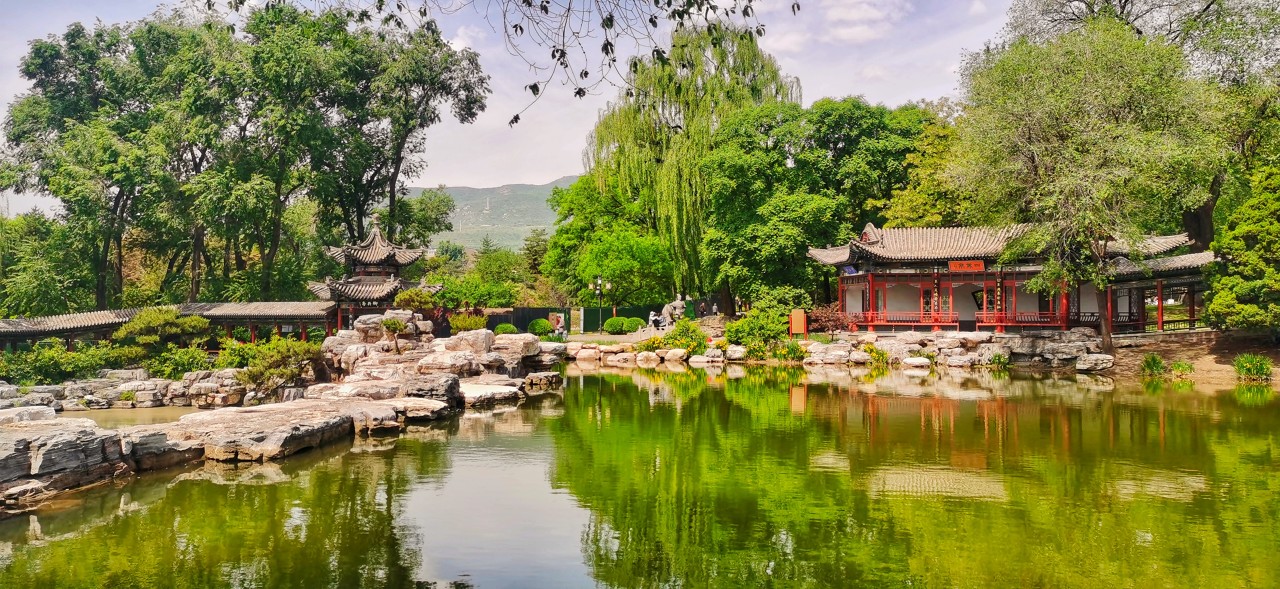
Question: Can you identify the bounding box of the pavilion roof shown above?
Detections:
[1111,251,1215,278]
[306,276,441,302]
[0,308,147,339]
[0,302,338,339]
[325,219,426,267]
[808,223,1192,265]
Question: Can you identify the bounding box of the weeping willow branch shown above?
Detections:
[587,26,799,294]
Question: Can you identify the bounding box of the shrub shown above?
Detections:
[112,307,210,351]
[988,353,1011,370]
[381,319,407,353]
[1140,353,1168,378]
[724,308,788,346]
[215,338,260,369]
[104,345,148,369]
[144,345,213,380]
[1,340,116,386]
[745,341,769,360]
[119,391,136,402]
[910,350,938,365]
[494,323,519,335]
[807,302,847,333]
[393,288,436,315]
[624,317,646,333]
[1169,360,1195,380]
[539,333,567,343]
[528,318,554,336]
[1234,353,1273,383]
[235,337,323,392]
[661,319,708,356]
[603,317,629,335]
[771,340,806,362]
[862,343,889,368]
[635,336,664,353]
[449,313,489,334]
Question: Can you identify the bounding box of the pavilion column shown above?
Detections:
[250,323,256,343]
[1106,285,1114,329]
[932,273,941,331]
[300,322,307,341]
[1188,284,1197,327]
[225,325,232,339]
[1060,288,1069,330]
[1156,280,1164,331]
[866,273,876,332]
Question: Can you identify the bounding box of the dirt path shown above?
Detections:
[1112,331,1279,386]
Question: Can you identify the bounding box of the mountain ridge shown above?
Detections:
[408,174,577,249]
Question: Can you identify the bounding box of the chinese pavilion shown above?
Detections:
[808,223,1214,333]
[307,216,434,329]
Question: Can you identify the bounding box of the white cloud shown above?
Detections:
[856,65,889,81]
[449,25,485,50]
[759,30,809,54]
[969,0,989,16]
[819,0,913,45]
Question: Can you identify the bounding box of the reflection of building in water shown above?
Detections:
[868,466,1009,501]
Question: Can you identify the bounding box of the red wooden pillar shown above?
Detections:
[866,273,876,332]
[1106,285,1114,329]
[1156,280,1164,331]
[225,325,232,339]
[299,322,307,341]
[249,323,256,343]
[1060,289,1069,330]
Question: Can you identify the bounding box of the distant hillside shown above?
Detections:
[408,175,577,250]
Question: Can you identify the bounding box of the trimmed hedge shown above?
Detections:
[494,323,519,335]
[603,317,629,335]
[624,317,646,333]
[528,318,553,336]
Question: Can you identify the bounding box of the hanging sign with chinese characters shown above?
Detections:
[948,260,985,272]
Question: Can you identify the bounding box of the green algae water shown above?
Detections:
[2,367,1280,588]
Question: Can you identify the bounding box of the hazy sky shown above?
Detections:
[0,0,1011,206]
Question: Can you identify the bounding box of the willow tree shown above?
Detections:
[587,26,799,296]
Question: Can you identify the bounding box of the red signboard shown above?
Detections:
[948,260,985,272]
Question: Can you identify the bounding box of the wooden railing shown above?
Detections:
[975,311,1062,325]
[848,311,959,325]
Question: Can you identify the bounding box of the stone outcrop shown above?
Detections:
[0,407,131,506]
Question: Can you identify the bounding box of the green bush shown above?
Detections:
[988,353,1011,370]
[144,345,213,380]
[235,337,322,392]
[215,338,260,369]
[112,307,210,351]
[662,319,708,356]
[393,288,436,314]
[724,308,788,346]
[540,333,567,343]
[624,317,646,333]
[635,336,664,353]
[449,313,489,334]
[862,343,889,368]
[1169,360,1195,380]
[528,318,554,336]
[603,317,629,335]
[119,391,136,402]
[104,345,148,369]
[0,340,124,386]
[494,323,519,335]
[771,340,806,362]
[1234,353,1273,383]
[910,350,938,366]
[1140,353,1168,378]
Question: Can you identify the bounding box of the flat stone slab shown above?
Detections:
[128,397,456,464]
[460,383,522,408]
[1,410,130,505]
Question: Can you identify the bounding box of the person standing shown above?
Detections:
[712,302,719,316]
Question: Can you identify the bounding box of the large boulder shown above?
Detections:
[726,345,748,362]
[945,354,977,368]
[445,330,495,355]
[416,351,482,376]
[901,356,933,368]
[606,353,637,367]
[576,348,601,362]
[636,351,662,367]
[1076,354,1115,372]
[352,314,388,343]
[1,411,130,505]
[896,331,928,345]
[665,348,688,362]
[494,333,541,357]
[974,343,1012,365]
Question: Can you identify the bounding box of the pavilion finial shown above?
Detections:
[369,213,381,230]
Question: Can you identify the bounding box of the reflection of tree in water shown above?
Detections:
[551,370,1280,588]
[0,430,455,589]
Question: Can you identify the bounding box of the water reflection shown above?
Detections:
[551,369,1280,588]
[1,368,1278,588]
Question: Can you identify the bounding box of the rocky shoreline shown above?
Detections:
[0,315,1117,511]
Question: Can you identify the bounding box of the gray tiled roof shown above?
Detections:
[306,276,431,302]
[1111,251,1215,278]
[325,223,425,267]
[177,302,336,320]
[807,223,1193,264]
[0,302,338,338]
[0,308,147,338]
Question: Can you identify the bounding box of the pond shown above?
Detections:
[78,406,204,429]
[1,367,1279,588]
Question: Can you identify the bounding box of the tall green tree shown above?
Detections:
[701,98,923,307]
[587,26,799,295]
[1204,166,1280,337]
[953,18,1225,348]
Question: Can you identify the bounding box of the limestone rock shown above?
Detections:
[538,342,568,356]
[897,331,928,345]
[636,351,662,366]
[416,351,482,376]
[704,348,725,360]
[576,348,601,362]
[1076,354,1115,372]
[460,383,522,408]
[726,345,748,361]
[494,333,541,357]
[565,342,584,356]
[847,350,872,364]
[1,413,130,505]
[974,343,1012,365]
[523,372,564,392]
[934,338,963,350]
[665,348,688,362]
[606,352,637,367]
[945,354,977,368]
[901,356,933,368]
[600,344,625,354]
[687,355,723,366]
[445,329,495,355]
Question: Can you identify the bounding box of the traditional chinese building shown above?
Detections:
[808,223,1214,333]
[307,217,434,330]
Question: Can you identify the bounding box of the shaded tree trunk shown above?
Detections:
[1095,285,1114,353]
[188,224,205,303]
[1182,172,1221,252]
